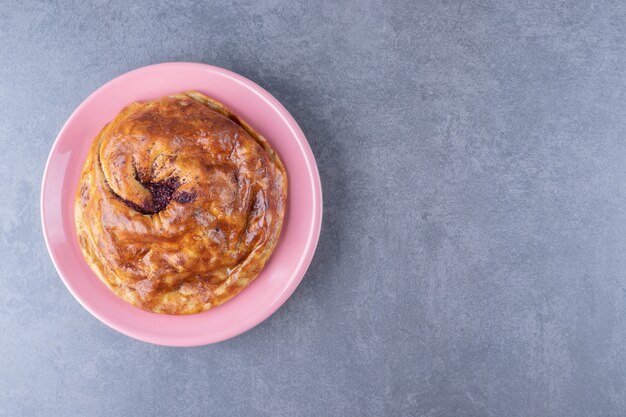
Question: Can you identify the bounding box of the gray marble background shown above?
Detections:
[2,0,626,416]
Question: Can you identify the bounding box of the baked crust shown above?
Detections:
[75,92,287,314]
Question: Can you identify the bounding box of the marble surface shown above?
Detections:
[1,0,626,415]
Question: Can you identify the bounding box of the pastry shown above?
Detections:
[75,91,287,314]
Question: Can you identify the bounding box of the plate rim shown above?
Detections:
[40,62,323,346]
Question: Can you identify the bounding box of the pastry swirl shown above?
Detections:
[75,92,287,314]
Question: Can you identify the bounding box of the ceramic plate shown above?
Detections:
[41,62,322,346]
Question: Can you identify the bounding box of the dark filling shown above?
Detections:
[145,177,181,213]
[119,177,197,215]
[174,191,197,204]
[120,198,151,215]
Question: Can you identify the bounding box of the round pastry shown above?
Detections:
[75,91,287,314]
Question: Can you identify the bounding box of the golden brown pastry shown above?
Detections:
[75,92,287,314]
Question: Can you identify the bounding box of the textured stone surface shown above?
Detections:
[2,0,626,415]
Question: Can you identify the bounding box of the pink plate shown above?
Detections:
[41,62,322,346]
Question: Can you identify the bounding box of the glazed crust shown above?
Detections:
[75,92,287,314]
